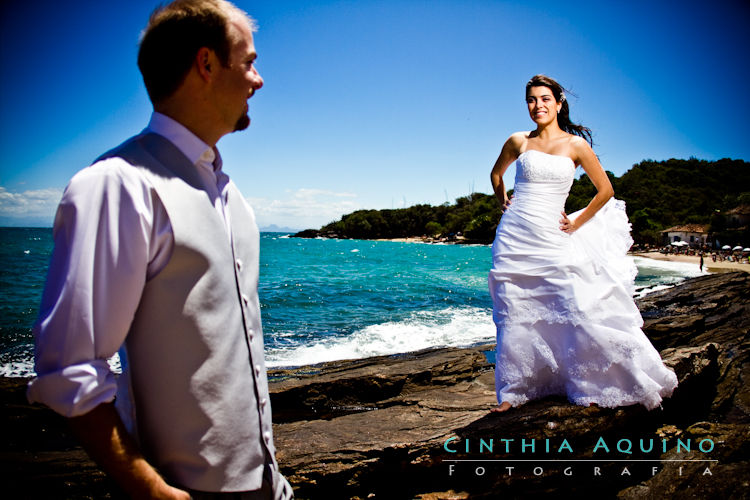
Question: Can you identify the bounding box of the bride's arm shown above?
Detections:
[491,134,523,211]
[560,137,614,233]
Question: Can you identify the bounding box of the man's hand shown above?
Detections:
[68,403,190,499]
[150,485,192,500]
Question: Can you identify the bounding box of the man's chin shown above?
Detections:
[233,114,251,132]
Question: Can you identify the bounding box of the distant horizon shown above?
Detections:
[0,224,304,233]
[2,153,746,230]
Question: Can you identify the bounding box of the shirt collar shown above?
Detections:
[144,112,223,172]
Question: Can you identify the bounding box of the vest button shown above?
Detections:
[241,293,249,305]
[236,258,243,271]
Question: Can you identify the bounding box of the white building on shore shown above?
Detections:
[661,224,708,247]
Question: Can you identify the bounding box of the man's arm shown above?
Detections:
[68,403,190,499]
[27,159,182,496]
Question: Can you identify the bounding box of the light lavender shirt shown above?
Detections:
[27,112,234,417]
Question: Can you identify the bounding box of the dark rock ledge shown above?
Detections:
[1,272,748,499]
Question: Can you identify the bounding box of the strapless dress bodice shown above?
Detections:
[515,149,576,184]
[507,150,576,229]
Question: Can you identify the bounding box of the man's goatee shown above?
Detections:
[234,114,251,132]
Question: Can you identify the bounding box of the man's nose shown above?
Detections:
[252,67,264,90]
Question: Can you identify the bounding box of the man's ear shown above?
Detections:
[196,47,214,81]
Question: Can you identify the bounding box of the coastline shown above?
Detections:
[302,236,750,274]
[3,272,749,498]
[373,235,482,245]
[633,250,750,274]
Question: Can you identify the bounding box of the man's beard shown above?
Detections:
[234,113,250,132]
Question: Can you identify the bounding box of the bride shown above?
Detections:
[488,75,677,413]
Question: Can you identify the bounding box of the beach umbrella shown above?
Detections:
[732,246,743,251]
[722,245,731,250]
[743,248,750,252]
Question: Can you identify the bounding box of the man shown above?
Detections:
[27,1,293,498]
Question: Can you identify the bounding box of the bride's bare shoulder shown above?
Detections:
[566,134,588,146]
[568,134,595,156]
[505,131,532,152]
[510,130,534,141]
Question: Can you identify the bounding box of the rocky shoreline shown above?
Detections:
[2,272,748,499]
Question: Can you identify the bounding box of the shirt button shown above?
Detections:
[200,149,215,163]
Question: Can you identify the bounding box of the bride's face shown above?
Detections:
[526,86,562,126]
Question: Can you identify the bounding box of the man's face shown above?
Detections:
[213,16,264,134]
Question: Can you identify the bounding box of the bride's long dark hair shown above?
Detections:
[526,74,593,146]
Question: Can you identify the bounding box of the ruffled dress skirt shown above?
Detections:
[489,151,677,410]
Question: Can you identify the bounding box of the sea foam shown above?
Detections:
[632,256,709,298]
[265,306,494,368]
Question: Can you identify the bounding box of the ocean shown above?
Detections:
[0,227,707,377]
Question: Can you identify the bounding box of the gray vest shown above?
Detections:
[100,133,274,491]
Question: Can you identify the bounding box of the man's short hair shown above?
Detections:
[138,0,256,104]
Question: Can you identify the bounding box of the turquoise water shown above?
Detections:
[0,228,706,375]
[0,228,53,373]
[258,235,493,366]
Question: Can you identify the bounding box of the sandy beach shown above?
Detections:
[369,244,750,274]
[634,250,750,274]
[374,235,471,244]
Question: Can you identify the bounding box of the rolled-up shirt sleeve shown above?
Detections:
[27,158,168,417]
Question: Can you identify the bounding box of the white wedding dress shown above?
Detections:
[489,150,677,410]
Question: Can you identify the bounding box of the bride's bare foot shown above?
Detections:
[491,402,512,413]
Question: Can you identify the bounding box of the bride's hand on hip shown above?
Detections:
[560,211,579,233]
[501,195,514,214]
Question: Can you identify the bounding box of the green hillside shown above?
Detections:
[298,158,749,245]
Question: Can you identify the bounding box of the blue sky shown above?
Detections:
[1,0,748,229]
